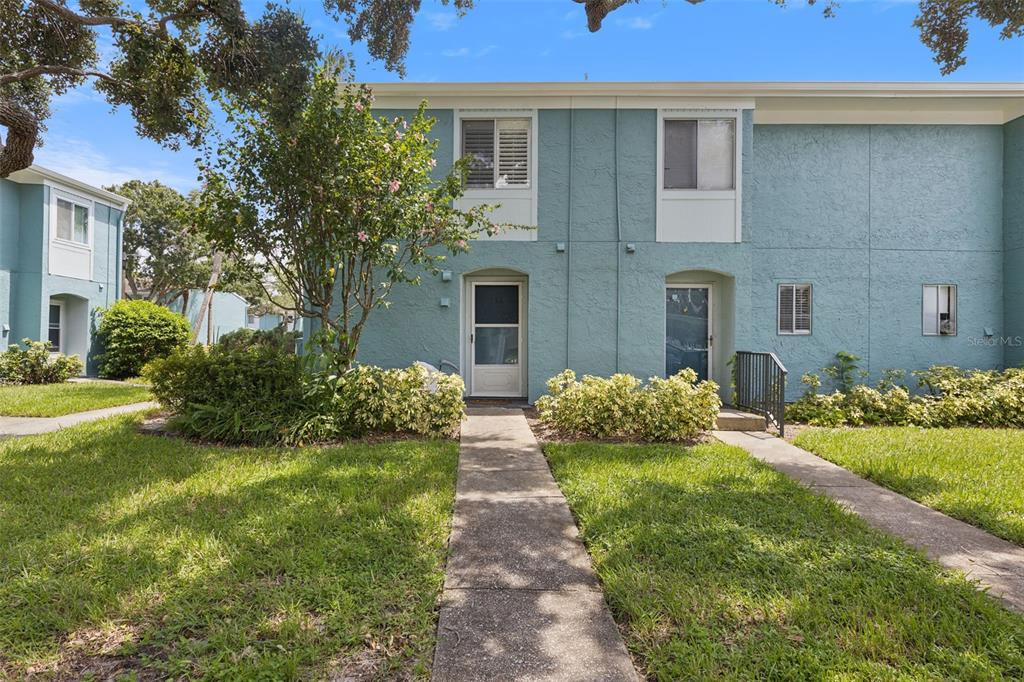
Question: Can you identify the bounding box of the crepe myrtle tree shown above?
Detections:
[198,67,498,372]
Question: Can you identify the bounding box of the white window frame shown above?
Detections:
[656,108,743,243]
[48,185,95,280]
[922,284,957,337]
[777,283,813,336]
[453,109,538,225]
[48,300,64,353]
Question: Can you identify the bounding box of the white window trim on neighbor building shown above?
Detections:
[656,108,742,243]
[47,184,95,281]
[923,284,957,336]
[453,109,538,240]
[778,283,812,335]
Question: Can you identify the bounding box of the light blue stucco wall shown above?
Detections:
[168,289,250,343]
[1004,116,1024,368]
[0,179,123,370]
[319,108,1011,402]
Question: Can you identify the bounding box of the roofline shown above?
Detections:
[365,81,1024,99]
[7,164,131,209]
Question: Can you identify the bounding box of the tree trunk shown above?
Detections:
[0,98,39,178]
[191,251,224,344]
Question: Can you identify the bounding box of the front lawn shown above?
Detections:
[0,416,458,679]
[0,381,152,417]
[795,426,1024,546]
[546,441,1024,679]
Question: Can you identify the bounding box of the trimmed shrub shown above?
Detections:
[96,300,190,379]
[145,347,465,445]
[788,365,1024,428]
[536,368,721,441]
[216,325,302,354]
[0,339,83,385]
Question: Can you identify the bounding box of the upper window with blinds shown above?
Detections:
[778,284,812,335]
[664,118,735,191]
[461,118,531,189]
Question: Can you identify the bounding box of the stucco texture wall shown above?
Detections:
[1004,116,1024,368]
[169,290,250,343]
[340,110,1007,402]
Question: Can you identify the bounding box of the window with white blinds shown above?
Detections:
[923,284,957,336]
[778,284,812,335]
[461,118,530,189]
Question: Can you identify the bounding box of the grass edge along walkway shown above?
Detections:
[547,438,1024,680]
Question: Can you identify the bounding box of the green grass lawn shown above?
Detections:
[0,416,458,680]
[546,441,1024,680]
[0,381,152,417]
[795,426,1024,547]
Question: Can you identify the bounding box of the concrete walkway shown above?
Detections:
[716,430,1024,613]
[0,401,157,437]
[433,407,637,682]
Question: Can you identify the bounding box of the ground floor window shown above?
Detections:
[923,284,957,336]
[778,284,812,335]
[48,302,62,351]
[666,286,710,381]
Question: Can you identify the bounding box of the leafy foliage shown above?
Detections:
[215,325,301,354]
[788,363,1024,428]
[95,299,190,379]
[145,345,465,445]
[198,65,499,371]
[536,368,721,441]
[0,339,82,384]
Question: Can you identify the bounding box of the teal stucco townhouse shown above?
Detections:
[331,82,1024,403]
[0,165,128,373]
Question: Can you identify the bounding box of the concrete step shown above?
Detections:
[716,408,766,431]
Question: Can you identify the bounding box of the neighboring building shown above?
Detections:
[0,165,127,372]
[168,289,251,343]
[315,82,1024,403]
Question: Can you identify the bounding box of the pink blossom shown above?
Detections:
[456,239,468,249]
[354,101,364,112]
[357,231,368,242]
[425,202,434,212]
[383,143,391,153]
[395,130,403,140]
[428,158,437,169]
[388,179,401,193]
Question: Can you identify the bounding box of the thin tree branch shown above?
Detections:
[0,65,113,86]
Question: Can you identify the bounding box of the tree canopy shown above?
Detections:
[197,65,498,370]
[0,0,471,177]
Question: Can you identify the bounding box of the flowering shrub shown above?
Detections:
[788,365,1024,428]
[0,339,83,384]
[536,369,721,441]
[145,346,464,445]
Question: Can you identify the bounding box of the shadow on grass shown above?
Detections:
[546,442,1024,680]
[0,415,459,679]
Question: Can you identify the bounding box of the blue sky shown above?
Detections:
[37,0,1024,193]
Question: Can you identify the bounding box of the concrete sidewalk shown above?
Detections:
[716,430,1024,613]
[0,401,157,437]
[433,407,637,682]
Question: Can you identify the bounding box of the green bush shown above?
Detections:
[145,347,465,445]
[216,325,301,354]
[96,300,190,379]
[0,339,83,385]
[788,365,1024,428]
[536,368,721,441]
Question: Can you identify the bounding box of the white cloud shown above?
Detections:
[34,135,195,192]
[424,11,457,31]
[561,29,584,40]
[562,8,582,21]
[627,16,653,29]
[441,45,497,58]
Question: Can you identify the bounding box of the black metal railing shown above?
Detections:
[734,351,788,436]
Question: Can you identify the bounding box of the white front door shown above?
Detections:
[470,282,523,397]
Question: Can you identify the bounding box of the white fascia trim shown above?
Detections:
[8,165,131,209]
